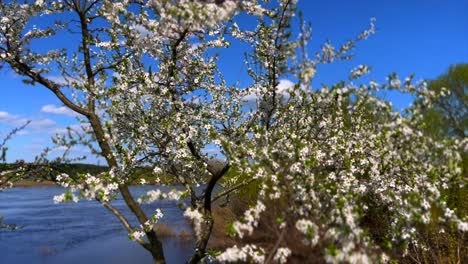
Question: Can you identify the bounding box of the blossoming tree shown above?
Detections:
[1,0,466,263]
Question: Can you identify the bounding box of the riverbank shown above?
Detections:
[13,180,56,187]
[11,180,170,187]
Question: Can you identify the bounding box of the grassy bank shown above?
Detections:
[13,180,56,187]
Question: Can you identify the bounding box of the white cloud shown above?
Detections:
[0,111,16,121]
[0,110,56,134]
[41,104,77,117]
[243,79,296,102]
[29,118,56,129]
[53,123,91,135]
[242,93,258,103]
[0,111,28,127]
[242,79,303,109]
[190,42,203,51]
[47,75,67,85]
[44,75,85,87]
[132,25,153,38]
[0,110,99,163]
[276,79,295,94]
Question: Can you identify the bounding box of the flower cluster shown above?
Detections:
[350,64,371,79]
[129,209,164,241]
[184,208,204,238]
[229,201,266,238]
[217,244,265,263]
[274,248,292,264]
[137,189,186,204]
[53,172,120,203]
[295,219,319,246]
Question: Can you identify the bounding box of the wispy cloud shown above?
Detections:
[0,110,57,134]
[41,104,78,117]
[243,79,296,103]
[29,118,56,129]
[1,104,97,164]
[242,79,304,110]
[0,111,16,122]
[0,111,33,128]
[52,123,91,135]
[46,75,85,86]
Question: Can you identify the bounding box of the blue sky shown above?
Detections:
[1,0,467,163]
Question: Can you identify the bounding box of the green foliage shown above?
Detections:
[421,63,467,139]
[207,249,222,257]
[0,163,107,183]
[226,222,237,237]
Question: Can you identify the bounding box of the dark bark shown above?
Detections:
[148,237,166,264]
[188,163,230,263]
[188,204,214,264]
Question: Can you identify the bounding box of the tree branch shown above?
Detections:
[99,198,150,249]
[8,58,90,116]
[211,178,257,203]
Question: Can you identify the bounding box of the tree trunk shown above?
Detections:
[189,206,214,264]
[189,164,230,263]
[88,115,167,263]
[149,238,166,264]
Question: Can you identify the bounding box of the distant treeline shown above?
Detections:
[1,159,226,185]
[0,162,108,182]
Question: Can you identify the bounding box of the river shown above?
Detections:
[0,186,194,264]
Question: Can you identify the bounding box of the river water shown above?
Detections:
[0,186,194,264]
